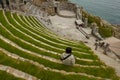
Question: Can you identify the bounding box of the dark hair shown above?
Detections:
[96,39,98,42]
[66,47,72,54]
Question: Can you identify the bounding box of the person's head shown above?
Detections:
[66,47,72,54]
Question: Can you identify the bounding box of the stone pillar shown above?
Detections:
[91,23,97,34]
[80,7,83,14]
[84,18,88,28]
[16,0,19,10]
[76,7,79,19]
[79,12,82,20]
[76,7,82,20]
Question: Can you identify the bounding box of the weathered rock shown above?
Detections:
[113,25,120,39]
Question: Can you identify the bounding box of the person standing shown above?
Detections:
[103,43,110,54]
[99,40,105,48]
[95,39,99,50]
[6,0,10,9]
[60,47,75,66]
[0,0,4,9]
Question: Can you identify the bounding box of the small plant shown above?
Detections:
[99,26,113,37]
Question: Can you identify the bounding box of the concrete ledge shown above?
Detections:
[57,10,76,18]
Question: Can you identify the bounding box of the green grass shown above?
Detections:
[99,26,113,37]
[21,14,91,50]
[13,12,92,53]
[0,23,100,66]
[0,52,100,80]
[5,11,98,59]
[0,70,24,80]
[0,10,119,80]
[0,38,109,78]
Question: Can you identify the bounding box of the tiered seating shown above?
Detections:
[0,71,23,80]
[0,64,24,80]
[0,10,119,80]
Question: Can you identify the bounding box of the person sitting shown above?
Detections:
[60,47,75,66]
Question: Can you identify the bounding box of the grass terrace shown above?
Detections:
[0,70,24,80]
[0,10,119,80]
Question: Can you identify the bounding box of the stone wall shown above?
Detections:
[33,0,43,6]
[58,2,76,12]
[42,7,55,16]
[113,25,120,39]
[57,2,76,18]
[32,0,68,6]
[40,1,56,16]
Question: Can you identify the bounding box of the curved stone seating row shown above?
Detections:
[0,25,101,68]
[0,65,38,80]
[13,6,80,48]
[0,28,109,78]
[0,10,98,60]
[0,10,105,63]
[24,16,82,47]
[0,10,119,80]
[21,15,91,53]
[0,48,108,80]
[0,48,110,80]
[14,13,101,61]
[0,10,103,65]
[0,69,24,80]
[0,10,107,64]
[13,13,94,55]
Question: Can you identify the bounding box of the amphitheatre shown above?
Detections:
[0,0,120,80]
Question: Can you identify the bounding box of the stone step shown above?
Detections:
[0,48,109,80]
[0,65,38,80]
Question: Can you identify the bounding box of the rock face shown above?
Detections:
[32,0,68,6]
[113,25,120,39]
[33,0,43,6]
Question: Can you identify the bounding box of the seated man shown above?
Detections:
[60,47,75,66]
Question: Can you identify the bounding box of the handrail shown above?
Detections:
[77,25,90,39]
